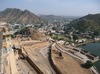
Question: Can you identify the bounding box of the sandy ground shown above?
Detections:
[52,43,93,74]
[16,59,37,74]
[23,42,55,74]
[12,38,93,74]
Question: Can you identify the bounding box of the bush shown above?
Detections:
[82,60,94,68]
[73,34,79,40]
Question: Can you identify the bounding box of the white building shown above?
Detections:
[76,39,87,43]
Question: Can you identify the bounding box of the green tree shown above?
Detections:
[73,34,78,40]
[84,60,94,68]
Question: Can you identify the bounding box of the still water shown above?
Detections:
[80,42,100,72]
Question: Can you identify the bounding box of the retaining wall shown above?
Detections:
[26,56,44,74]
[50,44,62,74]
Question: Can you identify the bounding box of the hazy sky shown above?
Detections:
[0,0,100,16]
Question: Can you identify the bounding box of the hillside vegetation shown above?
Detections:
[64,14,100,36]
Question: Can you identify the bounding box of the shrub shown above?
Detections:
[83,60,94,68]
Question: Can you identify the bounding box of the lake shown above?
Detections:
[80,42,100,72]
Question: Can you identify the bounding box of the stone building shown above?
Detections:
[0,22,18,74]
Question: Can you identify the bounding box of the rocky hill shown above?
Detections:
[0,8,42,24]
[65,13,100,35]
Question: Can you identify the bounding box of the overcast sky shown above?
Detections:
[0,0,100,16]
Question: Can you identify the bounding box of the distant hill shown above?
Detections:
[0,8,42,24]
[39,14,78,21]
[65,13,100,35]
[39,15,64,20]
